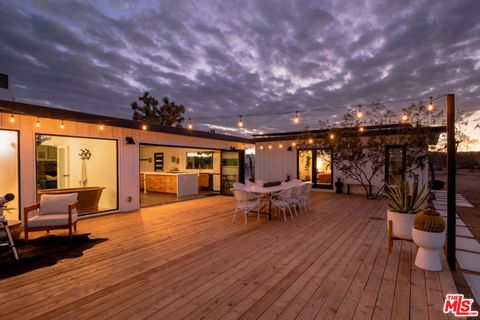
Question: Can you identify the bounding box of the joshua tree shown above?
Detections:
[131,91,185,127]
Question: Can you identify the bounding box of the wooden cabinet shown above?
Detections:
[165,176,177,193]
[144,174,177,194]
[146,174,166,192]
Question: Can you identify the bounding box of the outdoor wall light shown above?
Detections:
[125,136,136,144]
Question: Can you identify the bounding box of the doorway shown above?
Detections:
[385,145,406,185]
[220,150,245,195]
[297,148,333,189]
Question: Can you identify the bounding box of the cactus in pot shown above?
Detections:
[385,176,428,241]
[414,208,446,233]
[412,208,446,271]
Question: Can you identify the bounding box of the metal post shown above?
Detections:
[446,94,456,270]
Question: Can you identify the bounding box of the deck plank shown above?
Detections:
[0,193,461,320]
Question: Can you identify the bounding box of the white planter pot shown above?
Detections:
[412,227,446,271]
[387,210,416,240]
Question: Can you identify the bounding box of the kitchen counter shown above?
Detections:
[141,172,198,197]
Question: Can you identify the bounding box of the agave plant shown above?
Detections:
[384,177,428,214]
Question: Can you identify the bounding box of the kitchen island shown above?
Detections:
[141,172,199,197]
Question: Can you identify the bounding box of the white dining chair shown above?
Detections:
[299,184,312,213]
[271,188,295,222]
[288,185,305,215]
[232,182,246,189]
[231,188,262,225]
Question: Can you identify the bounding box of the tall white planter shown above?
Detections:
[387,210,416,240]
[412,227,446,271]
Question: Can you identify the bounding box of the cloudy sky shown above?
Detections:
[0,0,479,137]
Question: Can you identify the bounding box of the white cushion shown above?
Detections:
[28,213,78,228]
[39,193,78,215]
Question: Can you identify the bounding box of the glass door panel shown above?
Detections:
[221,150,244,195]
[315,149,332,187]
[385,146,406,185]
[298,150,313,183]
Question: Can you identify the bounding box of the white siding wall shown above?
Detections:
[0,113,245,215]
[255,138,429,195]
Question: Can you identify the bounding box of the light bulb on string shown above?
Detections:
[142,124,147,130]
[9,115,15,123]
[329,133,335,140]
[188,118,193,130]
[35,117,40,127]
[259,145,264,150]
[402,114,408,122]
[99,124,104,131]
[60,120,65,129]
[279,144,283,149]
[308,138,313,144]
[428,97,434,111]
[238,115,243,128]
[293,111,299,124]
[359,126,365,133]
[268,145,272,150]
[356,105,363,118]
[292,142,296,147]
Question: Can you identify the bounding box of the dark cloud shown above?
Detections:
[0,0,479,134]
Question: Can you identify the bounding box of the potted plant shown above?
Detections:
[304,154,311,181]
[335,176,344,194]
[384,177,428,240]
[412,208,446,271]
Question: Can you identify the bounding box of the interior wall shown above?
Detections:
[39,135,118,211]
[139,145,221,174]
[0,130,19,221]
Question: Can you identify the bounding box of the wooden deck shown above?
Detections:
[0,193,460,320]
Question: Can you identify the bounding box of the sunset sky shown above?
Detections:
[0,0,479,143]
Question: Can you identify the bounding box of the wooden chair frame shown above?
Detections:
[23,201,78,242]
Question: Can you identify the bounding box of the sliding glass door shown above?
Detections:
[385,145,406,185]
[298,148,333,189]
[0,130,19,221]
[221,150,245,195]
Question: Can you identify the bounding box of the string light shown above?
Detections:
[60,120,65,129]
[188,118,193,130]
[268,145,272,149]
[142,124,147,130]
[35,117,40,127]
[292,142,296,147]
[359,126,365,132]
[428,97,434,111]
[356,105,363,118]
[99,124,104,131]
[308,138,313,143]
[279,144,283,148]
[293,111,300,124]
[238,115,243,128]
[329,133,335,140]
[402,114,408,122]
[259,145,264,150]
[9,115,15,123]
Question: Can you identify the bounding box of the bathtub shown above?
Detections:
[37,186,105,214]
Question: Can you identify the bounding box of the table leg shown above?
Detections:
[268,196,272,220]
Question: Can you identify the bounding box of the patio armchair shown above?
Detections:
[231,188,262,225]
[23,193,78,241]
[271,188,295,223]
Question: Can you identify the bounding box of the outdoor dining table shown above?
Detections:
[244,184,294,220]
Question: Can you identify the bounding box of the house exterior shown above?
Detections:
[0,99,251,221]
[253,124,445,195]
